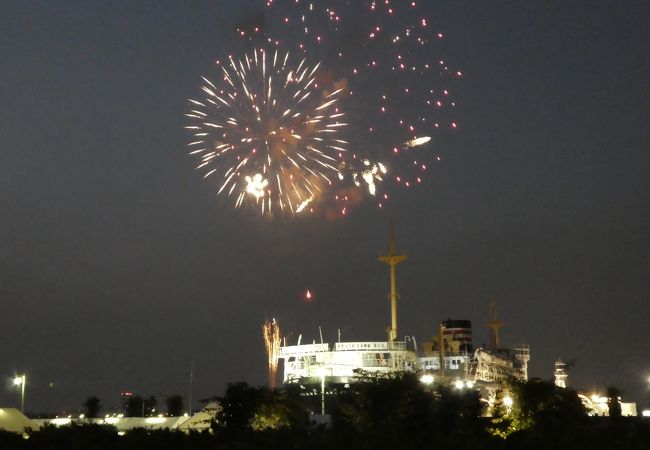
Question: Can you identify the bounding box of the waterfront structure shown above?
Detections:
[277,228,530,388]
[578,394,637,417]
[554,359,569,388]
[30,402,221,434]
[0,408,39,434]
[279,319,529,386]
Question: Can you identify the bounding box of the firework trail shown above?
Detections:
[187,48,350,215]
[262,318,281,388]
[259,0,462,209]
[187,1,461,215]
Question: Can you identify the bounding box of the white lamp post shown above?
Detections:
[316,367,326,415]
[13,374,26,414]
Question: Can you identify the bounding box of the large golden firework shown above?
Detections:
[187,48,348,215]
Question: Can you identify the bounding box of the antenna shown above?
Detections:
[188,358,194,415]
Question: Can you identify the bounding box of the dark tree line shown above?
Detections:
[81,394,184,418]
[1,376,648,450]
[83,397,101,418]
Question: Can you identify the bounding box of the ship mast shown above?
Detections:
[487,299,503,351]
[378,222,407,342]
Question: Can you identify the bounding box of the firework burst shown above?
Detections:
[187,47,350,214]
[188,1,461,216]
[259,0,462,209]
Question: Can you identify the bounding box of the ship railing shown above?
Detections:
[333,341,407,352]
[279,343,330,357]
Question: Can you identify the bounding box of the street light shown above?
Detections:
[13,374,26,414]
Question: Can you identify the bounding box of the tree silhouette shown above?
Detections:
[517,378,584,426]
[7,377,650,450]
[144,395,158,416]
[165,395,184,417]
[216,382,262,434]
[250,388,292,431]
[214,382,307,436]
[123,395,144,417]
[487,386,517,438]
[83,396,101,419]
[333,372,451,448]
[606,386,622,418]
[123,394,158,417]
[488,378,587,439]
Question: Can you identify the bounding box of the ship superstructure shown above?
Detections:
[280,341,417,384]
[277,227,530,388]
[280,223,417,385]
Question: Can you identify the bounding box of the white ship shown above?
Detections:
[277,226,530,388]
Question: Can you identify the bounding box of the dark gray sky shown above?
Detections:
[1,0,649,413]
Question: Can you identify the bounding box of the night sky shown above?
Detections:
[1,1,649,413]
